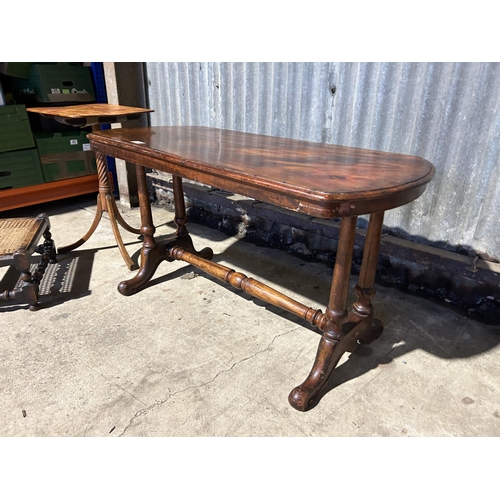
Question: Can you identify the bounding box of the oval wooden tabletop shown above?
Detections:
[88,126,435,218]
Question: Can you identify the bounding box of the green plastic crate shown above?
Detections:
[0,62,34,79]
[0,148,44,190]
[10,63,95,104]
[34,131,97,182]
[0,104,35,153]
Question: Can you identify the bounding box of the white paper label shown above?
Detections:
[70,139,78,145]
[82,143,91,151]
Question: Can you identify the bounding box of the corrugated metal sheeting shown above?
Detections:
[146,62,500,262]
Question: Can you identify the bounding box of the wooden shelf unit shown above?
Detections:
[0,174,98,212]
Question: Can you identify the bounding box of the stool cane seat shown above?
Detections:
[0,214,57,311]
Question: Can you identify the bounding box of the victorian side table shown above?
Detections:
[27,104,153,270]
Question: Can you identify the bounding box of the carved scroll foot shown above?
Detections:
[289,334,348,412]
[288,316,383,411]
[118,244,168,296]
[118,235,214,297]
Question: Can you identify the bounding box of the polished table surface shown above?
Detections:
[88,126,435,411]
[87,125,435,218]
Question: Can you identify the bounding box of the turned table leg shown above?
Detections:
[118,163,160,295]
[289,215,358,411]
[58,125,141,271]
[170,175,213,260]
[348,211,385,344]
[118,170,213,297]
[288,211,386,411]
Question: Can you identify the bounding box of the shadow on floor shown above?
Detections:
[125,221,500,410]
[0,249,97,312]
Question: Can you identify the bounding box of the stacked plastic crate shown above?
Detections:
[0,63,104,210]
[0,103,44,191]
[9,63,98,183]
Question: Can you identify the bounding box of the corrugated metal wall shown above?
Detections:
[145,62,500,262]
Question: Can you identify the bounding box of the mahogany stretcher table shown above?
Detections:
[27,104,154,271]
[87,126,435,411]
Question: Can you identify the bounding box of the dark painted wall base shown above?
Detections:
[148,173,500,325]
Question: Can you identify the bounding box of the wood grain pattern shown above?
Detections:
[27,103,154,119]
[88,126,435,217]
[27,104,153,127]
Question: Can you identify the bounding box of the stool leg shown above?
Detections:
[30,226,58,310]
[13,252,40,311]
[24,275,40,311]
[0,270,39,310]
[36,226,57,264]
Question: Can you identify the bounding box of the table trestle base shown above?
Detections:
[118,169,386,410]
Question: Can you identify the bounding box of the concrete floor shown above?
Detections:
[1,194,500,437]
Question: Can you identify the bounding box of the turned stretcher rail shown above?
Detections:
[168,245,327,330]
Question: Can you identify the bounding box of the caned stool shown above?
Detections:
[0,214,57,311]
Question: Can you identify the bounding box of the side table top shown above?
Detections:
[88,126,435,218]
[27,103,154,127]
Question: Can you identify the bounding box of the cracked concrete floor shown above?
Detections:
[1,194,500,437]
